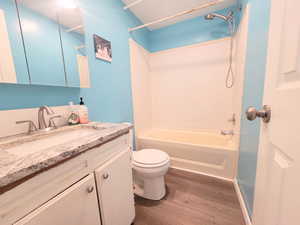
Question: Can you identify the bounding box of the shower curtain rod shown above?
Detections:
[128,0,224,32]
[124,0,144,10]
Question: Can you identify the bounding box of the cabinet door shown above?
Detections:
[0,9,17,83]
[0,1,29,84]
[57,8,87,88]
[16,0,66,86]
[14,175,101,225]
[95,150,135,225]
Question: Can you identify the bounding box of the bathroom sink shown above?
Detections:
[0,125,105,157]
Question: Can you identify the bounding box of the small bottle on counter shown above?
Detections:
[78,97,89,124]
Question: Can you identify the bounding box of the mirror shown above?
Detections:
[16,0,67,86]
[57,5,90,88]
[12,0,89,87]
[0,0,29,84]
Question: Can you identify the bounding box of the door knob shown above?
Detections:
[246,105,271,123]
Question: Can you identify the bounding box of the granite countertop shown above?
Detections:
[0,122,132,193]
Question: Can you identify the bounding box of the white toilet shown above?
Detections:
[132,149,170,200]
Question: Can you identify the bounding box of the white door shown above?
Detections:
[252,0,300,225]
[14,175,101,225]
[95,150,135,225]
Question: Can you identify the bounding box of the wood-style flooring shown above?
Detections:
[134,168,245,225]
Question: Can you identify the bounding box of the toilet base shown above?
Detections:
[133,176,166,200]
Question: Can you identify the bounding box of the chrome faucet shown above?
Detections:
[38,105,54,129]
[221,130,234,136]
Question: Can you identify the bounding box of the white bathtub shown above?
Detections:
[137,129,238,179]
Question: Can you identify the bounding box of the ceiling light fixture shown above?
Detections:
[58,0,77,9]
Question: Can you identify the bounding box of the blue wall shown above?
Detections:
[149,8,233,52]
[78,0,149,123]
[0,83,80,110]
[237,0,271,217]
[78,1,236,123]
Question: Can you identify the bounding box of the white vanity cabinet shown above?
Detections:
[0,132,135,225]
[13,175,101,225]
[95,150,135,225]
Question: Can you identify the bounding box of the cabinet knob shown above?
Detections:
[102,173,109,179]
[87,186,94,193]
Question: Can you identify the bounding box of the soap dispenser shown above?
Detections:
[78,97,89,124]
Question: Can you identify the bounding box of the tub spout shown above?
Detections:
[221,130,234,136]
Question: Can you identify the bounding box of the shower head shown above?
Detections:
[204,11,234,22]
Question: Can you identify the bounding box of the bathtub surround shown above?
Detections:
[129,38,240,179]
[237,0,271,217]
[150,38,234,132]
[129,40,152,134]
[231,6,249,147]
[130,4,249,180]
[130,38,234,134]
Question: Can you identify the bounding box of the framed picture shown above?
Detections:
[93,34,112,62]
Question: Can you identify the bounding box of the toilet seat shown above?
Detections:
[132,149,170,168]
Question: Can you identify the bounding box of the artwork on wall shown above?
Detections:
[93,34,112,62]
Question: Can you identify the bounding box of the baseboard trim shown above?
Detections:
[233,179,252,225]
[170,166,234,183]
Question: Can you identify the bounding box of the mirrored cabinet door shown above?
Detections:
[16,0,66,86]
[57,5,90,88]
[0,0,90,88]
[0,0,29,84]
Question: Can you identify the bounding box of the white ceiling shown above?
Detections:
[122,0,237,30]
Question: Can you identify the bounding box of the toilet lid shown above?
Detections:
[132,149,169,165]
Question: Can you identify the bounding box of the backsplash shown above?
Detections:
[0,105,75,138]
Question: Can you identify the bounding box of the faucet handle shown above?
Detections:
[228,114,236,124]
[16,120,38,134]
[48,115,62,129]
[43,105,54,115]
